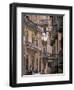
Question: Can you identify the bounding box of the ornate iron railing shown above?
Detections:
[39,19,48,27]
[24,18,43,33]
[26,41,41,51]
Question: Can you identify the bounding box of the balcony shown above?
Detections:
[24,18,43,33]
[43,52,58,58]
[26,41,41,51]
[39,19,48,27]
[53,16,63,33]
[50,30,58,46]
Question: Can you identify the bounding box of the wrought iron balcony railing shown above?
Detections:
[39,19,48,27]
[42,51,59,61]
[24,18,43,33]
[26,41,41,51]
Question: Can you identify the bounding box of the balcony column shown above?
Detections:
[45,62,48,74]
[28,51,32,71]
[41,59,44,74]
[33,53,37,72]
[38,52,40,73]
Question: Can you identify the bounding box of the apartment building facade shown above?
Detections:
[22,14,63,75]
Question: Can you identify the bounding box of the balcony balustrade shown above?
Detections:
[24,18,43,33]
[26,41,41,51]
[42,50,58,60]
[39,19,48,27]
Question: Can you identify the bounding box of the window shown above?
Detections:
[32,32,35,44]
[25,30,28,42]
